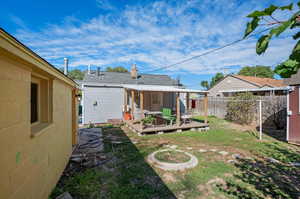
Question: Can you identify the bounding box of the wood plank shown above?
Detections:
[204,93,208,124]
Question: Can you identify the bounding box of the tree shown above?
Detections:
[238,66,274,78]
[106,66,128,72]
[67,69,85,80]
[200,72,224,89]
[200,81,209,90]
[210,72,224,88]
[244,2,300,78]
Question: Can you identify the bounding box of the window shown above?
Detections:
[31,83,38,123]
[152,93,160,105]
[31,75,53,134]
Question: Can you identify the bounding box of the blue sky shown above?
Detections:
[1,0,296,89]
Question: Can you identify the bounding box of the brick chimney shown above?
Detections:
[131,64,138,79]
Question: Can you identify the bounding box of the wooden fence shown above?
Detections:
[191,96,287,129]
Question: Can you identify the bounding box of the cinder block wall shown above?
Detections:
[0,53,73,199]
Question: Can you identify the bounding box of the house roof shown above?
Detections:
[0,28,77,87]
[233,75,285,87]
[123,84,207,93]
[82,72,178,86]
[284,70,300,85]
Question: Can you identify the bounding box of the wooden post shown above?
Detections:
[186,93,190,112]
[176,92,180,125]
[72,89,78,146]
[124,89,128,113]
[140,91,144,118]
[131,90,135,120]
[204,93,208,124]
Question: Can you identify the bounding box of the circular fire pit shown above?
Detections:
[147,149,198,171]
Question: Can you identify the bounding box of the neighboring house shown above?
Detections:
[0,29,78,199]
[79,64,189,124]
[284,71,300,145]
[208,75,286,97]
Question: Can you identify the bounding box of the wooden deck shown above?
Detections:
[124,120,209,135]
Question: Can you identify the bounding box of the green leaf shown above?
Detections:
[264,5,278,15]
[293,32,300,40]
[290,50,300,62]
[298,1,300,8]
[293,40,300,52]
[256,35,270,55]
[244,17,259,38]
[247,10,266,18]
[247,5,278,18]
[280,3,293,11]
[270,20,292,36]
[275,59,300,78]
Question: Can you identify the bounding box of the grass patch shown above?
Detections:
[155,150,191,163]
[50,169,105,199]
[51,116,300,199]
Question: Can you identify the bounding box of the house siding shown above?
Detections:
[288,86,300,144]
[208,76,259,97]
[83,86,124,124]
[0,53,75,199]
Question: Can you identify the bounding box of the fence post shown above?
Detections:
[259,99,262,140]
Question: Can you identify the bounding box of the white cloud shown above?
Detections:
[96,0,115,10]
[12,0,297,76]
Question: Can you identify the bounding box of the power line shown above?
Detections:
[141,28,272,73]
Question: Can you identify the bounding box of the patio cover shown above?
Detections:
[123,84,208,93]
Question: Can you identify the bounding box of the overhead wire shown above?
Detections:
[141,27,273,74]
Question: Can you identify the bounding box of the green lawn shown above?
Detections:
[50,116,300,199]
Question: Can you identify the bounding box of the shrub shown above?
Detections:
[141,116,155,125]
[225,93,256,125]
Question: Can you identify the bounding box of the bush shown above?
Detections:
[225,93,256,125]
[141,116,155,125]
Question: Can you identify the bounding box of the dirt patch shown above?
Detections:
[196,177,228,199]
[162,173,177,183]
[228,122,256,132]
[155,150,191,163]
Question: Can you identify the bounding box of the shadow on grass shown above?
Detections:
[218,142,300,199]
[51,125,176,199]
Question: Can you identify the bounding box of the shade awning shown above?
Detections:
[123,84,207,93]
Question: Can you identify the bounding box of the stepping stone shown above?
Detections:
[186,147,193,150]
[290,162,300,167]
[209,149,217,152]
[267,157,281,164]
[56,192,73,199]
[227,159,237,164]
[111,141,123,144]
[169,145,178,149]
[199,149,207,153]
[234,138,242,141]
[218,151,229,156]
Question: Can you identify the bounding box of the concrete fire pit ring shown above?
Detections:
[147,149,198,171]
